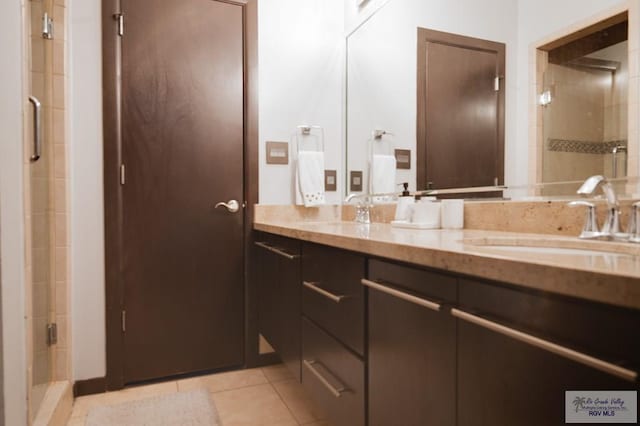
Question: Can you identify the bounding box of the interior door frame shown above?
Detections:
[101,0,259,392]
[416,27,505,191]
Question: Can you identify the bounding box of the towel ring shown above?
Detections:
[295,125,325,154]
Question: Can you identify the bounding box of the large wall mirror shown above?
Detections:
[345,0,639,199]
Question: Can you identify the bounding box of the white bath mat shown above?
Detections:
[86,389,220,426]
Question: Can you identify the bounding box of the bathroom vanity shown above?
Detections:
[253,218,640,426]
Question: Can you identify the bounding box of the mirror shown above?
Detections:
[345,0,636,199]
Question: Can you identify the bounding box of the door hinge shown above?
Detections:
[494,76,500,92]
[120,164,126,185]
[114,13,124,37]
[46,323,58,346]
[121,310,126,332]
[42,12,53,40]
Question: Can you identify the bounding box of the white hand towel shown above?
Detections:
[297,151,326,207]
[370,154,397,194]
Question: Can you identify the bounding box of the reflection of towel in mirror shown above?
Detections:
[296,151,326,207]
[370,154,396,194]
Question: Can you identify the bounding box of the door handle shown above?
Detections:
[215,199,240,213]
[28,96,42,162]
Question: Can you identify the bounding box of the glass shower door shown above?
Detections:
[28,0,54,418]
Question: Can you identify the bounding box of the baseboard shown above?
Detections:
[32,381,73,426]
[73,377,107,397]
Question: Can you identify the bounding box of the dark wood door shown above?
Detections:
[121,0,244,383]
[367,260,457,426]
[417,29,505,192]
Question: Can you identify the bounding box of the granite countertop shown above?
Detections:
[254,220,640,310]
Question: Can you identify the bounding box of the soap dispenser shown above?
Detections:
[394,182,414,221]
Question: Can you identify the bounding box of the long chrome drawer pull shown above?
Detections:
[303,359,347,398]
[361,278,441,312]
[451,308,638,382]
[254,241,299,260]
[303,281,345,303]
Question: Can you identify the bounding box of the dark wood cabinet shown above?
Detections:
[456,278,640,426]
[301,318,365,426]
[367,259,457,426]
[302,242,365,355]
[255,232,301,380]
[255,231,640,426]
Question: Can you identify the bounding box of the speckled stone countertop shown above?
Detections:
[254,219,640,310]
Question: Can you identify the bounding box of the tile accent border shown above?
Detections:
[547,138,628,154]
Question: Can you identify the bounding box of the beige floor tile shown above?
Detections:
[178,368,268,393]
[66,416,85,426]
[211,383,298,426]
[273,379,325,425]
[261,364,295,383]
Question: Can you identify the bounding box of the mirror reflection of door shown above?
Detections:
[417,28,505,195]
[538,13,628,196]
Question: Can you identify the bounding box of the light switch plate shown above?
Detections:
[395,149,411,169]
[350,170,363,192]
[325,170,337,192]
[266,141,289,165]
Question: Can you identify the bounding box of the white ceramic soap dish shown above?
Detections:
[391,220,440,230]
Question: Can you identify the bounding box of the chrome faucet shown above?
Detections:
[571,175,623,240]
[345,193,371,224]
[576,175,621,238]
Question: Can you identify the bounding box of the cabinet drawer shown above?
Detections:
[302,243,365,355]
[301,318,365,426]
[458,278,640,370]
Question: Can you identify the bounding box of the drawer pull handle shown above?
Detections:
[361,278,441,312]
[303,281,346,303]
[303,359,347,398]
[254,241,299,260]
[451,308,638,382]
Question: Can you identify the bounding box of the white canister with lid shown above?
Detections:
[441,199,464,229]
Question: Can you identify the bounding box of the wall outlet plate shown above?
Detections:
[325,170,337,192]
[395,149,411,169]
[350,170,363,192]
[266,141,289,165]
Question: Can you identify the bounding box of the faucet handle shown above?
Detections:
[627,201,640,243]
[568,200,599,239]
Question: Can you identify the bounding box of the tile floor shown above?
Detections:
[66,364,331,426]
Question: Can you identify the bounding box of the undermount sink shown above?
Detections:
[463,236,640,258]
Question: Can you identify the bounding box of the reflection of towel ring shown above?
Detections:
[369,129,394,159]
[295,125,325,154]
[373,129,394,139]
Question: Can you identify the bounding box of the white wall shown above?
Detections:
[0,0,28,423]
[68,0,106,380]
[258,0,345,204]
[346,0,519,192]
[515,0,634,186]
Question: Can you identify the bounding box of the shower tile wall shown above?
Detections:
[542,63,607,187]
[24,0,70,420]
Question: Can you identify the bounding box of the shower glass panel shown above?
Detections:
[28,0,54,417]
[540,17,628,196]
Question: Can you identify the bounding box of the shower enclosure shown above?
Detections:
[27,0,56,419]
